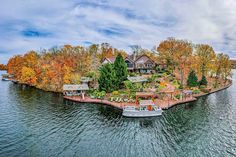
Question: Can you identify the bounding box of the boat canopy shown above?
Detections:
[63,84,89,91]
[139,100,155,106]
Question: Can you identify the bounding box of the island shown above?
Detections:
[5,38,233,115]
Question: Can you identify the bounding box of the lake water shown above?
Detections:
[0,70,235,157]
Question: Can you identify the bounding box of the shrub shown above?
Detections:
[199,85,206,89]
[193,90,201,94]
[199,75,208,86]
[190,87,199,90]
[168,75,174,82]
[129,72,137,77]
[187,70,199,87]
[166,70,171,75]
[129,92,136,99]
[175,94,181,100]
[172,80,180,89]
[156,73,163,78]
[95,91,106,99]
[124,80,136,91]
[112,91,119,96]
[162,73,168,78]
[201,88,210,93]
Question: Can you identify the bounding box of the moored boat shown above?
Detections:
[122,100,162,117]
[1,74,14,81]
[2,78,11,81]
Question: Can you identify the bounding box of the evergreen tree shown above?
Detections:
[187,70,199,87]
[98,64,117,92]
[199,75,208,86]
[114,54,128,88]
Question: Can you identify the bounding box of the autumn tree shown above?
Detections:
[157,38,193,87]
[7,55,24,79]
[212,53,232,87]
[99,43,114,60]
[21,67,37,85]
[194,44,215,77]
[157,38,176,71]
[219,54,232,83]
[23,51,39,68]
[0,64,7,70]
[130,45,142,57]
[114,49,128,58]
[89,44,100,71]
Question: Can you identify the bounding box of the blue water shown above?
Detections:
[0,70,236,157]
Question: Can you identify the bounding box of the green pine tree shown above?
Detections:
[98,63,117,92]
[187,70,199,87]
[114,54,128,88]
[199,75,208,86]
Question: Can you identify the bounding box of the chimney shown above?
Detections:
[133,51,136,61]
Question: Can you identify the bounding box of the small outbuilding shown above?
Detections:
[127,76,147,83]
[63,84,89,99]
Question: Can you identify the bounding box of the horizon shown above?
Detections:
[1,0,236,64]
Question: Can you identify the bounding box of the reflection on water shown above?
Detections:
[0,70,236,157]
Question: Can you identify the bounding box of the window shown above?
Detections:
[146,63,153,68]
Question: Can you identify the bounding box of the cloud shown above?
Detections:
[0,0,236,63]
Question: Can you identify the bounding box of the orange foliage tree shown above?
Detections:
[0,64,7,70]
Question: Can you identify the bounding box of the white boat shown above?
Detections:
[2,78,10,81]
[122,100,162,117]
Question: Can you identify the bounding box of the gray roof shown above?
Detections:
[139,100,155,106]
[63,84,89,91]
[127,76,147,83]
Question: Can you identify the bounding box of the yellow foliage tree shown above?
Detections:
[21,67,37,85]
[194,44,216,77]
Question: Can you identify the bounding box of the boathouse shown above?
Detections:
[63,84,89,99]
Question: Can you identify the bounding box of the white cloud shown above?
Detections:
[0,0,236,63]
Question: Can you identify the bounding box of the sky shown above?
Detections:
[0,0,236,63]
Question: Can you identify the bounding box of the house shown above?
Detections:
[125,57,135,72]
[134,55,156,73]
[101,57,116,64]
[230,59,236,69]
[101,54,166,74]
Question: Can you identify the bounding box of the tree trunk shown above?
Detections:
[180,68,184,87]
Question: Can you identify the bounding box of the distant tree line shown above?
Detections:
[6,38,233,92]
[0,64,7,70]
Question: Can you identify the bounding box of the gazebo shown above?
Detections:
[182,90,193,100]
[135,92,155,104]
[63,84,89,99]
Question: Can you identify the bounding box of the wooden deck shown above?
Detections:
[64,96,136,109]
[64,81,232,110]
[63,96,196,110]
